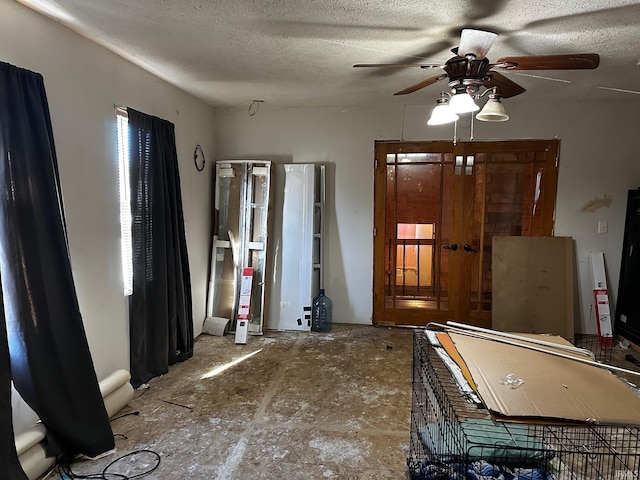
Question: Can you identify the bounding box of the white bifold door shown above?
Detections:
[270,164,324,331]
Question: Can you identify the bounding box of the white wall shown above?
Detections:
[215,107,399,326]
[215,99,640,333]
[0,0,215,396]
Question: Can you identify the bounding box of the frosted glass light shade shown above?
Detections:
[449,92,479,114]
[458,29,498,59]
[476,98,509,122]
[427,104,459,125]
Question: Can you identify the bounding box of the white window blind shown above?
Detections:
[116,108,133,296]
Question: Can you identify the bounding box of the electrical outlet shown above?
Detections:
[597,220,608,234]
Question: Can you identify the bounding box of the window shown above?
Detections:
[396,223,435,288]
[116,108,133,296]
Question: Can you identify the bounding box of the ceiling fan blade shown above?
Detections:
[393,74,448,95]
[496,54,600,70]
[457,29,498,59]
[353,63,441,69]
[598,86,640,96]
[465,0,510,22]
[355,40,452,78]
[483,71,526,98]
[522,5,638,34]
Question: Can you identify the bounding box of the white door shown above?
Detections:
[271,164,315,331]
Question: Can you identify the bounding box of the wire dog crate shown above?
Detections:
[407,330,640,480]
[571,334,613,365]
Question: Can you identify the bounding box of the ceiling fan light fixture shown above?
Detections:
[427,96,459,126]
[458,29,498,59]
[449,92,479,114]
[476,94,509,122]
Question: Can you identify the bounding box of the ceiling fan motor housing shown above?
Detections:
[444,56,492,94]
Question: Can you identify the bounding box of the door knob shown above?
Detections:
[443,243,458,251]
[463,244,478,252]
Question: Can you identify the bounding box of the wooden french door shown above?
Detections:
[373,139,560,327]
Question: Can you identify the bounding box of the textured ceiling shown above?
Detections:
[16,0,640,108]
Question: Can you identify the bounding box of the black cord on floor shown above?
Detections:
[110,411,140,422]
[58,449,160,480]
[160,399,193,411]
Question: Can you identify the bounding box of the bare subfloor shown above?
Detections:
[68,324,414,479]
[63,328,640,480]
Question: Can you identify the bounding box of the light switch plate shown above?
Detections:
[597,220,608,234]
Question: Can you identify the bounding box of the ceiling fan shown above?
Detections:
[353,29,600,99]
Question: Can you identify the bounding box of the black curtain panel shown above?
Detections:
[0,292,27,479]
[0,62,114,466]
[127,108,193,388]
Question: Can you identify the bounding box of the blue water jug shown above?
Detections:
[311,289,333,333]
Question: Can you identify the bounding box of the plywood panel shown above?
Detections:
[492,236,574,338]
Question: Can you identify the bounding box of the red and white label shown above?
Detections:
[237,267,254,321]
[593,288,613,346]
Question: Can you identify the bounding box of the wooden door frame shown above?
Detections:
[373,139,560,327]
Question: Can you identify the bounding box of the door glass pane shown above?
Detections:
[384,159,452,311]
[440,160,453,310]
[212,163,243,320]
[384,164,397,305]
[530,162,547,235]
[396,152,442,163]
[396,224,435,295]
[248,165,270,329]
[468,153,547,312]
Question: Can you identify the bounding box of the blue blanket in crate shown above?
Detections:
[419,418,549,465]
[419,460,553,479]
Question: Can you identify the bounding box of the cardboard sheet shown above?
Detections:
[492,236,574,338]
[449,332,640,425]
[436,332,477,391]
[437,331,593,393]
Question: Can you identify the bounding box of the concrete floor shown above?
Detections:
[68,325,414,479]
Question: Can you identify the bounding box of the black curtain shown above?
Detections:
[127,108,193,388]
[0,291,25,478]
[0,61,114,475]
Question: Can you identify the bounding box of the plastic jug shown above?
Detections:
[311,289,333,333]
